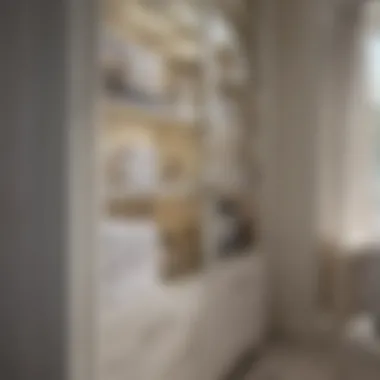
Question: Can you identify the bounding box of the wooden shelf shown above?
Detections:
[103,8,202,63]
[103,97,200,129]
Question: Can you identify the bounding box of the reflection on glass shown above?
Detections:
[101,0,204,282]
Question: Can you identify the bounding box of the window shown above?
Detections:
[366,32,380,232]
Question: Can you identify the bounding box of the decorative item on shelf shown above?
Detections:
[105,136,158,199]
[102,30,169,106]
[108,198,155,218]
[164,57,202,123]
[161,158,183,183]
[160,224,202,280]
[105,146,127,193]
[215,196,256,259]
[155,197,202,280]
[156,125,200,192]
[216,45,237,73]
[104,64,127,96]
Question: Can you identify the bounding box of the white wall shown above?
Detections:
[260,0,340,339]
[250,0,378,339]
[261,0,379,338]
[318,2,379,246]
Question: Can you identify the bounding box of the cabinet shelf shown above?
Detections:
[104,97,200,129]
[107,185,200,201]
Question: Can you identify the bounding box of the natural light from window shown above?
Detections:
[367,32,380,232]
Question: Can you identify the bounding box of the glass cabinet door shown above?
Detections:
[100,0,258,284]
[101,0,205,281]
[200,2,258,262]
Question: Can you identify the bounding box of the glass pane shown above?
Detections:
[202,3,257,260]
[100,0,204,289]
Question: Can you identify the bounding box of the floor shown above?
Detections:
[245,318,380,380]
[98,219,380,380]
[244,344,337,380]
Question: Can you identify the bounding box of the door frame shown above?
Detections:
[67,0,102,379]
